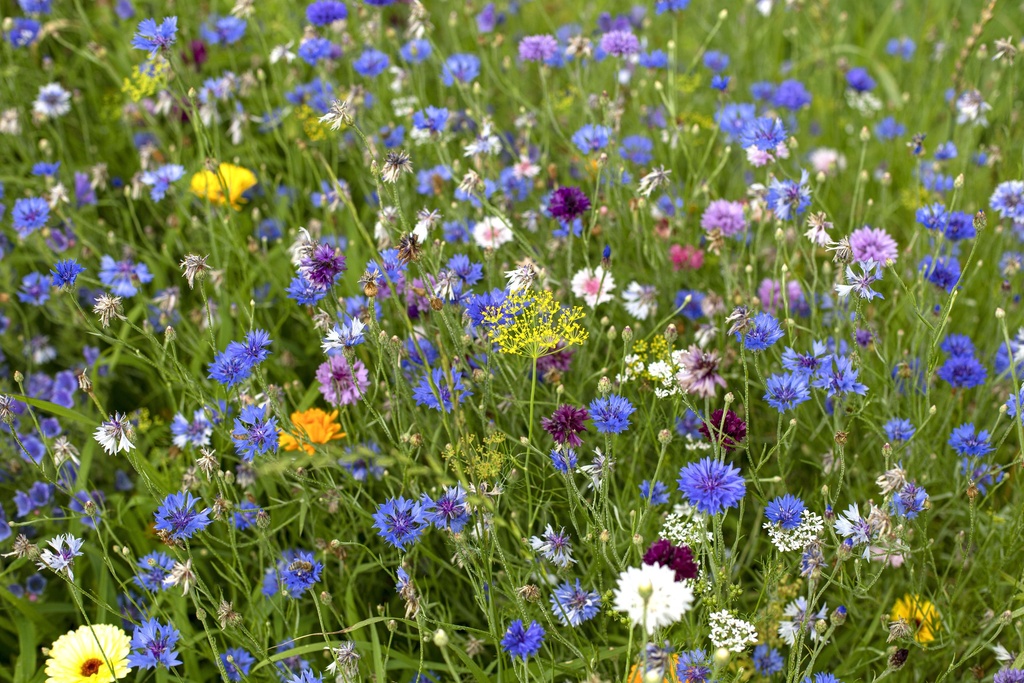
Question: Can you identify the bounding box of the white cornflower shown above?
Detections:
[93,412,135,455]
[164,559,196,595]
[612,564,694,634]
[764,511,825,553]
[778,597,827,645]
[38,534,85,582]
[33,83,72,120]
[637,166,671,198]
[269,42,296,64]
[505,264,537,293]
[709,610,759,652]
[955,89,992,127]
[472,216,514,250]
[322,319,367,352]
[571,266,616,309]
[622,282,658,320]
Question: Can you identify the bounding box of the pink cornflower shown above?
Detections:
[675,345,727,398]
[316,356,369,406]
[849,226,898,264]
[670,244,704,271]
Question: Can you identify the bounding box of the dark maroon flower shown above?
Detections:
[643,539,698,581]
[698,409,747,452]
[301,242,347,290]
[541,404,589,447]
[549,187,591,223]
[183,40,208,70]
[536,344,574,379]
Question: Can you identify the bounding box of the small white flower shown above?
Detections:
[622,282,658,320]
[33,83,72,120]
[505,264,537,293]
[93,412,135,455]
[571,266,616,309]
[38,534,85,582]
[612,564,693,634]
[764,511,825,553]
[709,610,759,652]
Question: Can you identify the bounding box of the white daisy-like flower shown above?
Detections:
[612,563,694,634]
[33,83,72,120]
[622,282,658,320]
[472,216,514,250]
[322,319,367,353]
[571,265,616,309]
[709,610,759,652]
[778,597,827,645]
[93,412,135,455]
[505,264,537,293]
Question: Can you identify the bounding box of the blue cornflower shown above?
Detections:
[620,135,654,164]
[285,672,323,683]
[130,17,177,56]
[765,494,806,530]
[18,272,50,306]
[942,211,976,241]
[221,648,255,682]
[741,312,785,352]
[441,54,480,85]
[208,347,251,386]
[782,340,828,377]
[8,18,41,48]
[640,480,670,505]
[447,254,483,285]
[373,496,428,550]
[846,66,875,91]
[961,457,1003,495]
[702,50,729,72]
[170,409,213,449]
[201,15,247,45]
[12,197,49,237]
[239,329,272,366]
[711,74,730,91]
[501,620,544,661]
[891,481,928,519]
[232,404,279,461]
[812,355,868,397]
[655,0,690,12]
[589,394,635,433]
[98,255,153,297]
[991,181,1024,222]
[675,289,706,320]
[716,102,756,140]
[766,170,812,220]
[411,367,471,413]
[764,372,811,412]
[133,551,175,592]
[20,0,53,12]
[772,79,812,110]
[739,116,787,151]
[940,333,975,357]
[50,259,85,290]
[353,48,390,77]
[753,644,784,676]
[412,106,449,133]
[804,674,841,683]
[948,423,993,457]
[128,619,182,670]
[677,457,746,515]
[306,0,348,25]
[571,124,612,154]
[530,525,575,567]
[936,354,987,388]
[286,274,328,305]
[676,649,712,683]
[934,141,958,160]
[874,116,905,140]
[916,202,948,231]
[884,417,915,443]
[280,550,323,594]
[550,579,601,627]
[1008,389,1024,421]
[400,39,432,63]
[298,37,334,65]
[153,491,212,541]
[140,164,185,201]
[550,447,578,473]
[886,36,916,60]
[422,484,470,533]
[31,161,60,176]
[233,501,261,530]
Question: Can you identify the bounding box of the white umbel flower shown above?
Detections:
[765,511,825,553]
[612,564,693,634]
[709,610,758,652]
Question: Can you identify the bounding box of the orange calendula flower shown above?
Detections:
[279,407,345,453]
[190,162,257,209]
[891,594,940,644]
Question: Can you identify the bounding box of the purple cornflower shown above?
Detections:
[12,197,49,237]
[742,312,784,351]
[306,0,348,25]
[740,116,787,151]
[643,539,698,581]
[600,30,639,57]
[316,356,369,406]
[676,650,713,683]
[373,496,428,550]
[765,494,806,530]
[422,484,470,533]
[948,423,993,457]
[153,492,212,541]
[280,550,323,594]
[128,619,182,670]
[133,551,175,592]
[936,354,987,388]
[519,34,559,62]
[550,579,601,627]
[50,259,85,290]
[849,226,898,264]
[220,648,254,682]
[701,199,746,237]
[764,372,811,412]
[411,367,471,413]
[677,457,746,515]
[772,79,812,110]
[131,17,178,57]
[98,255,153,297]
[766,170,812,220]
[232,404,278,461]
[300,242,347,290]
[891,481,928,519]
[698,409,747,451]
[501,620,544,661]
[549,186,591,222]
[994,670,1024,683]
[541,404,589,447]
[530,524,575,567]
[812,355,868,397]
[589,394,635,433]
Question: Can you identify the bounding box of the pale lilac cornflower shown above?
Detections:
[529,525,575,568]
[519,34,559,62]
[38,534,85,581]
[94,412,136,454]
[834,261,884,300]
[849,226,898,264]
[315,356,369,406]
[700,199,746,237]
[599,30,640,57]
[675,345,727,398]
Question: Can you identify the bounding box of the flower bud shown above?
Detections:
[888,647,908,670]
[713,647,730,666]
[831,605,847,626]
[622,326,633,343]
[657,429,673,445]
[433,629,449,647]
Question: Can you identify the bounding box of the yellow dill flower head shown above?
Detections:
[190,162,257,210]
[483,289,588,358]
[279,408,346,453]
[45,624,131,683]
[891,594,940,644]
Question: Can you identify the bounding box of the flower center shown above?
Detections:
[80,658,103,676]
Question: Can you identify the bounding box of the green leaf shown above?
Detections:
[12,394,94,426]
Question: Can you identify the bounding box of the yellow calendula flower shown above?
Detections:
[190,162,257,210]
[279,407,345,453]
[891,594,940,644]
[45,624,131,683]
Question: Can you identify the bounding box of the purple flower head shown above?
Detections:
[550,579,601,627]
[701,199,746,237]
[541,404,589,447]
[948,423,993,457]
[442,54,480,86]
[153,491,212,540]
[232,404,278,461]
[51,259,85,290]
[643,539,699,581]
[849,226,898,264]
[300,242,347,290]
[519,34,559,62]
[599,30,639,57]
[846,66,875,92]
[422,484,470,533]
[280,550,323,594]
[316,356,369,406]
[549,186,591,222]
[12,197,49,237]
[698,409,747,451]
[766,170,812,220]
